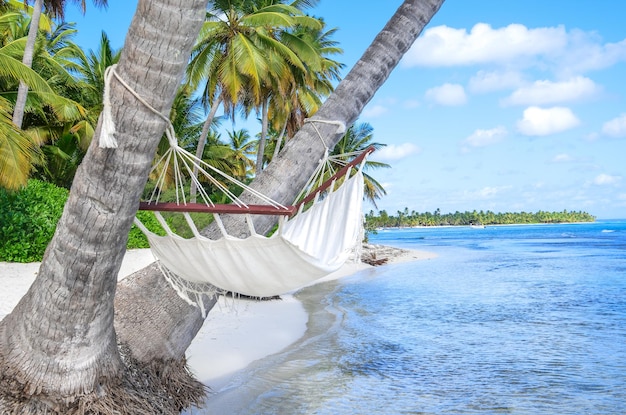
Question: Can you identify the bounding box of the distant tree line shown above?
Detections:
[365,208,596,229]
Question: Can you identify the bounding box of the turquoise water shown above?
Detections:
[203,220,626,414]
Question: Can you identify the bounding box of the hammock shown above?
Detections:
[101,65,370,313]
[133,147,369,304]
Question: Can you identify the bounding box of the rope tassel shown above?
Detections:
[99,65,119,148]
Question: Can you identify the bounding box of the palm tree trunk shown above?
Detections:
[116,0,446,369]
[190,95,222,202]
[1,0,445,410]
[230,0,446,235]
[0,0,209,412]
[12,0,42,128]
[272,122,288,160]
[255,97,269,173]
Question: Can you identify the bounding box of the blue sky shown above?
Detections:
[65,1,626,219]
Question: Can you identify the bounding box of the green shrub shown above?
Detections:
[127,211,166,249]
[0,180,69,262]
[0,180,180,261]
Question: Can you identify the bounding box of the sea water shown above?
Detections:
[201,220,626,414]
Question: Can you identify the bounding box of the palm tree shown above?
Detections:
[8,19,96,188]
[332,122,389,206]
[70,30,120,120]
[269,24,344,161]
[0,8,66,189]
[224,128,256,181]
[0,0,210,412]
[186,0,324,199]
[12,0,107,128]
[0,0,445,410]
[113,0,444,377]
[29,30,121,188]
[119,0,444,398]
[255,19,344,171]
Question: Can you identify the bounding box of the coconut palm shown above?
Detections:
[186,0,324,198]
[224,128,256,180]
[0,0,445,411]
[12,0,107,128]
[12,20,96,188]
[332,122,389,206]
[69,30,120,118]
[0,9,65,189]
[0,0,209,412]
[112,0,445,380]
[269,24,344,161]
[253,18,344,172]
[33,29,120,188]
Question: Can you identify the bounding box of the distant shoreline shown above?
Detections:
[372,221,601,231]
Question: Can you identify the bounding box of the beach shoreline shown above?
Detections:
[0,244,436,392]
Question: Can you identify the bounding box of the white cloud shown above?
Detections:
[517,106,580,136]
[376,143,421,161]
[602,114,626,138]
[425,83,467,106]
[404,23,567,67]
[558,30,626,74]
[552,153,574,163]
[593,174,622,185]
[402,23,626,76]
[363,104,388,118]
[463,126,507,148]
[469,70,524,93]
[502,76,600,106]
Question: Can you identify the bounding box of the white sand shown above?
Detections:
[0,247,436,391]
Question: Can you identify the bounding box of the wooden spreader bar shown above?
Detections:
[138,202,296,215]
[138,145,375,216]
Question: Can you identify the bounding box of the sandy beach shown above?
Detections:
[0,245,436,392]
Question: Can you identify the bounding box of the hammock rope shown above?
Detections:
[101,65,371,316]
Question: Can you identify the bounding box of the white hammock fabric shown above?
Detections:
[100,65,367,311]
[135,168,364,299]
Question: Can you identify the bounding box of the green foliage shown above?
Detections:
[127,211,164,249]
[0,180,181,260]
[365,208,596,229]
[0,179,68,262]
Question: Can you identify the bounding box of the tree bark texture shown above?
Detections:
[0,0,208,412]
[0,0,445,411]
[117,0,446,371]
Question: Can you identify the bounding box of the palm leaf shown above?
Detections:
[0,97,37,190]
[0,43,54,93]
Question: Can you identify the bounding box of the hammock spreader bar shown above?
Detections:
[138,202,296,215]
[137,145,375,216]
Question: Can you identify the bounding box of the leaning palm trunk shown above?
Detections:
[114,0,445,382]
[221,0,446,235]
[0,0,209,413]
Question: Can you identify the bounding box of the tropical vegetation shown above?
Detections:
[0,1,444,413]
[365,208,596,229]
[0,0,391,256]
[0,0,385,208]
